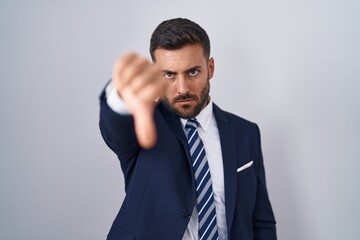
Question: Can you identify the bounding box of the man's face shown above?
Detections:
[154,44,214,119]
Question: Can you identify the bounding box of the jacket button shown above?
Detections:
[182,212,191,219]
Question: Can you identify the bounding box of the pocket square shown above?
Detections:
[237,161,253,172]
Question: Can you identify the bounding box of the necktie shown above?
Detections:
[185,118,219,240]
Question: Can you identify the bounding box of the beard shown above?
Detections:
[162,79,210,119]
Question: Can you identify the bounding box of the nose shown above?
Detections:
[177,75,190,95]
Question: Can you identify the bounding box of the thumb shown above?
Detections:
[133,106,157,149]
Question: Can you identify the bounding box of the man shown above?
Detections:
[99,18,276,240]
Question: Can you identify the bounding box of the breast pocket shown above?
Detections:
[236,160,254,178]
[236,160,257,204]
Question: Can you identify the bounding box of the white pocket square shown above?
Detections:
[237,161,253,172]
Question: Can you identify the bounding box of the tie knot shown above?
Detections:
[185,118,199,130]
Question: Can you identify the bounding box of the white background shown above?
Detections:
[0,0,359,239]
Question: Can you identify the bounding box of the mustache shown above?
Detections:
[172,94,198,103]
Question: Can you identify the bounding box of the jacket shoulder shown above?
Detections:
[213,103,259,131]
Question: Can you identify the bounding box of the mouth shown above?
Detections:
[173,94,197,103]
[177,98,194,102]
[175,98,196,104]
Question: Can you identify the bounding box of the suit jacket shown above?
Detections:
[99,90,277,240]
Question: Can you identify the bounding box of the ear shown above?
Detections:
[208,57,215,80]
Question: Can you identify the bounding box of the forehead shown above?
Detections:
[153,44,207,70]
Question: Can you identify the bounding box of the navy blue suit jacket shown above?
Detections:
[99,90,276,240]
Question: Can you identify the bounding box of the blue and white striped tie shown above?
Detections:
[185,118,219,240]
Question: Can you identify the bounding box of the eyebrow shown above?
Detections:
[162,65,202,74]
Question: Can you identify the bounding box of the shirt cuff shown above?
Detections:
[105,82,131,115]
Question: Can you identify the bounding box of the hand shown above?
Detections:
[112,53,166,149]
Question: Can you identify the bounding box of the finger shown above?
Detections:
[121,88,157,149]
[112,53,138,90]
[120,57,150,88]
[136,78,167,103]
[132,65,166,102]
[130,64,162,94]
[112,53,137,80]
[133,106,157,149]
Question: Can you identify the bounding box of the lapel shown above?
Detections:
[213,103,238,234]
[159,102,238,233]
[158,103,193,170]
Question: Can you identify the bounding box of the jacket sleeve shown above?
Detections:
[99,86,140,180]
[252,124,277,240]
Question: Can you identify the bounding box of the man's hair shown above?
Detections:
[150,18,210,61]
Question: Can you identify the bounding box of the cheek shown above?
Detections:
[164,83,177,98]
[194,79,208,93]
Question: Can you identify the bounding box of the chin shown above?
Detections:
[162,100,199,119]
[179,109,197,119]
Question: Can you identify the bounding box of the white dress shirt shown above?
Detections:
[105,83,228,240]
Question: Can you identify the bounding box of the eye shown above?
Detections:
[164,72,174,79]
[188,69,199,77]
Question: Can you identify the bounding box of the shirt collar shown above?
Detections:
[180,98,213,132]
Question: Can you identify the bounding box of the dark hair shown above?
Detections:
[150,18,210,61]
